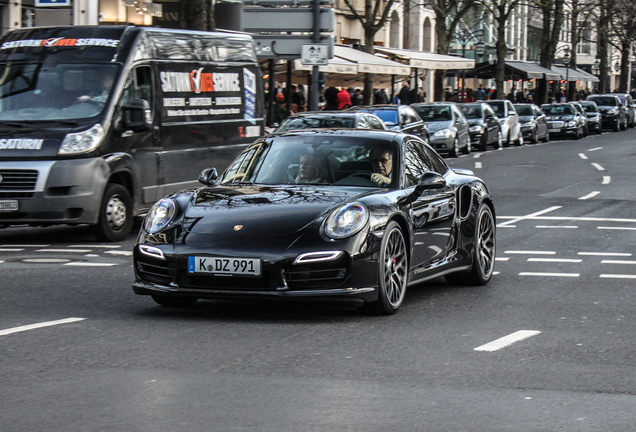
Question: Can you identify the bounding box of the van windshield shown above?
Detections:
[0,63,119,122]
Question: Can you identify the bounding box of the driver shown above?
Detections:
[369,145,393,186]
[77,70,115,106]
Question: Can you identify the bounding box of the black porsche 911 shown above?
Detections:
[132,129,496,315]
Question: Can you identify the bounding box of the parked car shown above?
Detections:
[275,111,387,132]
[459,103,502,151]
[514,103,549,143]
[541,103,585,139]
[410,102,471,157]
[349,105,429,142]
[613,93,635,128]
[132,129,496,315]
[570,102,590,136]
[586,94,627,131]
[579,101,602,134]
[484,99,522,146]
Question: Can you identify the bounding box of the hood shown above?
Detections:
[586,112,600,117]
[182,185,371,236]
[467,119,484,127]
[0,124,78,158]
[425,121,452,133]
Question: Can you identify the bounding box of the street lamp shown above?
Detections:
[475,40,486,59]
[563,48,571,101]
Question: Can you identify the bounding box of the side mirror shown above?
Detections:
[198,168,218,186]
[415,171,446,192]
[122,99,151,133]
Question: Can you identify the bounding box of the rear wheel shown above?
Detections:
[91,183,133,242]
[359,221,408,315]
[151,295,198,308]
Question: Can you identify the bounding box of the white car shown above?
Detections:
[484,100,523,146]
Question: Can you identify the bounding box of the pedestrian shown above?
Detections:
[337,87,352,110]
[445,87,452,101]
[397,81,412,105]
[475,85,486,101]
[290,84,306,111]
[324,86,338,110]
[273,92,287,124]
[374,88,389,104]
[351,88,363,105]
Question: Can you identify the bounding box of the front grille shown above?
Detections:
[136,258,175,285]
[548,121,564,128]
[0,170,38,191]
[0,192,34,199]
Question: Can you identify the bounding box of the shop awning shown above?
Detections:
[467,61,560,81]
[550,65,599,83]
[331,45,411,76]
[294,56,358,75]
[374,47,475,70]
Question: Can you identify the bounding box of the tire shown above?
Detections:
[479,133,488,151]
[91,183,133,242]
[461,137,471,155]
[530,129,538,144]
[503,132,511,147]
[614,121,620,132]
[359,221,408,315]
[573,128,581,140]
[494,131,502,149]
[445,203,496,286]
[151,295,198,307]
[449,137,459,157]
[542,129,550,142]
[621,118,627,131]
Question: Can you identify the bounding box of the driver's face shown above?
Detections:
[370,150,392,176]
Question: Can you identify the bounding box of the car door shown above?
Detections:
[402,138,456,270]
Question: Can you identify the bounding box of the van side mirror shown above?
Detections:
[122,99,151,133]
[199,168,218,186]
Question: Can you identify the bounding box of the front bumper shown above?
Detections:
[430,136,455,153]
[520,125,535,139]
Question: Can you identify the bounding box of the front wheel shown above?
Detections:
[494,131,502,149]
[461,137,471,154]
[449,137,459,157]
[359,221,408,315]
[91,183,133,242]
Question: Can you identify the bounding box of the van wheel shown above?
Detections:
[92,183,133,242]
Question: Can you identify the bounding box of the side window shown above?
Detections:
[403,139,448,187]
[121,66,154,120]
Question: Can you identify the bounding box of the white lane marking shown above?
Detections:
[498,215,636,223]
[579,191,601,200]
[497,225,516,228]
[36,249,91,253]
[498,206,562,227]
[600,274,636,279]
[0,248,24,252]
[63,262,117,267]
[0,260,4,264]
[602,176,611,184]
[495,257,510,261]
[473,153,482,159]
[474,330,541,352]
[579,153,588,160]
[505,250,556,255]
[519,272,580,277]
[68,245,121,249]
[475,161,482,169]
[527,258,582,263]
[602,260,636,264]
[0,318,85,337]
[23,258,71,263]
[0,244,49,248]
[105,250,133,256]
[535,225,578,229]
[598,226,636,231]
[588,147,602,152]
[579,252,631,256]
[591,163,605,171]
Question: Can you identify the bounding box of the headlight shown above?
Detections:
[143,198,178,233]
[324,203,369,239]
[469,125,483,133]
[608,108,618,114]
[567,120,577,127]
[59,123,104,155]
[433,129,452,138]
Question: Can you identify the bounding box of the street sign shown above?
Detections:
[243,7,334,33]
[301,44,328,65]
[253,34,334,60]
[35,0,70,6]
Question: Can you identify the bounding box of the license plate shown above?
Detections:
[549,128,560,133]
[0,200,18,212]
[188,256,261,277]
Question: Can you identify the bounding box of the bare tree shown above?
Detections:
[181,0,215,31]
[342,0,400,104]
[567,0,597,99]
[609,0,636,92]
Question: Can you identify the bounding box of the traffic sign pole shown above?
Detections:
[310,0,320,112]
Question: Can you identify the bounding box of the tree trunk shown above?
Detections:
[619,39,631,92]
[494,9,507,100]
[362,31,375,105]
[434,15,451,101]
[181,0,212,30]
[597,3,610,93]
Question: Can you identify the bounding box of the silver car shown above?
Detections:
[484,100,522,146]
[411,102,471,157]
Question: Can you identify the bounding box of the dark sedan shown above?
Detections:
[514,103,549,143]
[541,103,585,139]
[349,105,429,142]
[132,130,496,315]
[275,111,387,132]
[586,94,627,131]
[459,103,502,151]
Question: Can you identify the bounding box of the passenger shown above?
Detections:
[369,145,393,186]
[296,152,330,184]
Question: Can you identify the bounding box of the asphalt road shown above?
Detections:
[2,128,636,431]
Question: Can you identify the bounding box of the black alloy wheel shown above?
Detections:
[360,221,408,315]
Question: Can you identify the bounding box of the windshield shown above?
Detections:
[361,109,397,126]
[541,105,573,115]
[588,96,618,107]
[277,116,356,132]
[460,105,482,119]
[514,105,533,116]
[486,101,505,117]
[412,105,452,121]
[581,102,598,113]
[0,63,119,122]
[218,135,398,187]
